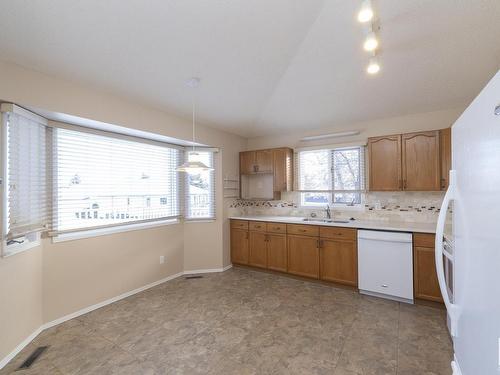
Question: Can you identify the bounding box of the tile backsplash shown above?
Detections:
[228,191,445,223]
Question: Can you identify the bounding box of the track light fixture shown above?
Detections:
[357,0,374,23]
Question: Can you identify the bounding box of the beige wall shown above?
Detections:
[246,107,464,150]
[0,246,43,363]
[42,225,184,322]
[0,60,246,362]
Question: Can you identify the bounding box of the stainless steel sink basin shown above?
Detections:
[302,218,352,224]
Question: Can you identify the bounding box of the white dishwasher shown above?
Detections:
[358,230,414,303]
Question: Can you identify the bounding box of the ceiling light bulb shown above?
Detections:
[363,32,379,51]
[367,58,380,74]
[357,0,374,23]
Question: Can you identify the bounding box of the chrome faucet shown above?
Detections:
[325,204,331,219]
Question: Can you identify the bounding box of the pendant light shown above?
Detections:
[176,77,214,173]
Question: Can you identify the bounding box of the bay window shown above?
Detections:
[1,103,218,255]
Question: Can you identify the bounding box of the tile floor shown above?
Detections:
[1,267,453,374]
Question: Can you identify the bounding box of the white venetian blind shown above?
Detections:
[184,151,216,220]
[4,110,49,240]
[297,146,366,206]
[53,128,182,233]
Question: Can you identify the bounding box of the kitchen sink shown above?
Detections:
[302,218,352,224]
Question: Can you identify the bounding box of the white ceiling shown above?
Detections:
[0,0,499,138]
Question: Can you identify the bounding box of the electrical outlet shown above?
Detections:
[159,256,165,264]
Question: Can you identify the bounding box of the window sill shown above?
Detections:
[52,219,180,243]
[2,239,41,258]
[184,218,216,223]
[300,204,365,212]
[331,204,365,211]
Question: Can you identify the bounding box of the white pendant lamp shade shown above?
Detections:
[177,78,213,173]
[177,152,214,172]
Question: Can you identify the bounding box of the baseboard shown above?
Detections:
[42,271,185,330]
[0,326,44,370]
[0,265,232,370]
[183,264,232,275]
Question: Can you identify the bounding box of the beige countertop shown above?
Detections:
[229,215,437,234]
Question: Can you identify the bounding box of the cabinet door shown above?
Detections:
[272,148,293,199]
[320,239,358,286]
[287,235,319,279]
[440,127,452,190]
[368,135,402,191]
[231,228,249,265]
[402,131,440,191]
[267,234,287,272]
[249,231,267,268]
[414,246,443,302]
[240,151,256,175]
[255,150,273,173]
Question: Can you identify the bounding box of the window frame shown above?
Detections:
[184,150,216,222]
[1,105,48,257]
[297,146,366,209]
[51,127,184,236]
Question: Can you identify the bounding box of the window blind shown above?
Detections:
[297,146,365,206]
[53,128,182,233]
[184,151,215,220]
[4,111,49,240]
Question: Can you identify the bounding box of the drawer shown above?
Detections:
[287,224,319,237]
[267,222,286,234]
[320,226,356,241]
[414,233,435,248]
[231,220,248,230]
[249,221,267,232]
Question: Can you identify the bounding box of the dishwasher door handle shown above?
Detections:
[358,237,412,244]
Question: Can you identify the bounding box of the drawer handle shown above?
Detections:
[298,229,307,232]
[255,226,261,228]
[381,284,388,288]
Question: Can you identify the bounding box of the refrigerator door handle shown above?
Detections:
[435,169,459,337]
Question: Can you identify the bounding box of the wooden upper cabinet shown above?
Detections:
[368,135,402,191]
[255,150,273,173]
[240,147,293,199]
[402,131,441,191]
[272,148,293,199]
[240,151,256,175]
[440,127,452,190]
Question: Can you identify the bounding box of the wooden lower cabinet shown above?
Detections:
[267,234,287,272]
[414,246,443,302]
[287,235,320,279]
[230,228,249,265]
[413,233,443,302]
[319,239,358,286]
[249,231,267,268]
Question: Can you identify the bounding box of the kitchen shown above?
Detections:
[229,128,449,304]
[0,1,499,375]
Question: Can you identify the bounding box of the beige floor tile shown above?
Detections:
[1,268,453,374]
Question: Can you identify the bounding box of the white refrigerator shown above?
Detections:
[435,70,500,375]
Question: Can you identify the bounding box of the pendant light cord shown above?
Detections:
[192,87,196,152]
